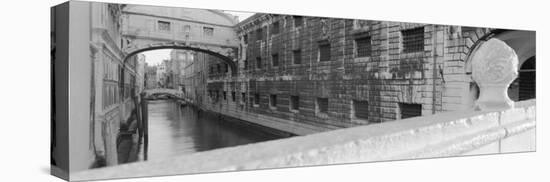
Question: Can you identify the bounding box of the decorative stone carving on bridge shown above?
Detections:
[471,38,518,111]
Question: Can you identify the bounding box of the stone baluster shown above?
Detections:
[471,38,518,111]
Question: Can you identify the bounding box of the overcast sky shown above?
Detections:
[142,11,255,65]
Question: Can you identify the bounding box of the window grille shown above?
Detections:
[401,27,425,53]
[399,103,422,119]
[355,36,372,57]
[353,100,369,119]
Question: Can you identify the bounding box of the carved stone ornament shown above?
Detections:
[471,38,518,111]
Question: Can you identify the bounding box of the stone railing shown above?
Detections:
[71,36,535,181]
[71,99,535,181]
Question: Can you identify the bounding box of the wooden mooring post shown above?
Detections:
[139,92,149,160]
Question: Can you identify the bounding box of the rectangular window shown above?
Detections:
[355,36,372,57]
[353,100,369,120]
[319,43,331,62]
[290,95,299,111]
[243,34,248,44]
[256,28,263,40]
[217,64,221,73]
[232,91,236,101]
[256,57,262,69]
[158,21,171,31]
[401,27,425,53]
[294,16,303,28]
[223,91,227,100]
[317,97,329,113]
[244,59,248,70]
[241,92,246,104]
[272,21,280,35]
[203,27,214,36]
[399,103,422,119]
[254,93,260,105]
[272,54,279,67]
[269,94,277,108]
[293,49,302,64]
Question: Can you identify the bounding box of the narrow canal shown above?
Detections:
[136,100,285,161]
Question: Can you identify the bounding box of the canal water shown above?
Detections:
[137,100,284,161]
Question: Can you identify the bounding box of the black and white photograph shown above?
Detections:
[42,0,544,181]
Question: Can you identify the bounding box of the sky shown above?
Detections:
[142,11,254,65]
[143,49,172,66]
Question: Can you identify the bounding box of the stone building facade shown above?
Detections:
[193,14,535,135]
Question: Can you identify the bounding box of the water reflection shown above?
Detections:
[138,100,283,161]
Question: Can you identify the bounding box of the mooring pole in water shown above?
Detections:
[140,92,148,161]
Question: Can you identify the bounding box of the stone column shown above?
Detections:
[471,38,518,111]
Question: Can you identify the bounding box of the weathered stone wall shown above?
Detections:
[196,14,495,134]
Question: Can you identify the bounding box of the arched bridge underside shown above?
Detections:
[123,41,238,76]
[143,88,186,101]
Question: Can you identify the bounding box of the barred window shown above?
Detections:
[319,43,331,62]
[243,34,248,44]
[317,97,329,113]
[158,21,171,31]
[355,36,372,57]
[294,16,303,28]
[353,100,369,119]
[232,91,236,101]
[223,91,227,100]
[269,94,277,108]
[256,57,262,69]
[399,103,422,119]
[401,27,425,53]
[203,27,214,36]
[293,49,302,64]
[272,21,280,35]
[290,95,299,111]
[254,93,260,105]
[272,54,279,67]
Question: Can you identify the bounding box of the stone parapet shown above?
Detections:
[72,99,535,181]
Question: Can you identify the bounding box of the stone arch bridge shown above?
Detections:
[142,88,186,101]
